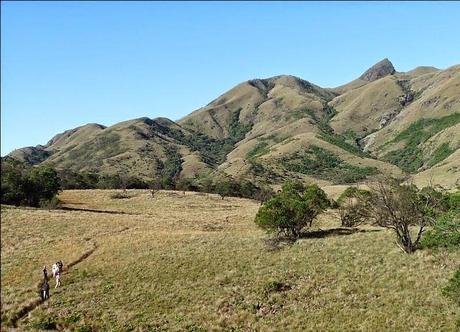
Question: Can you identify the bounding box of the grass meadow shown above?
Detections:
[1,190,459,331]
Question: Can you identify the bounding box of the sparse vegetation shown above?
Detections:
[337,187,372,227]
[443,269,460,306]
[246,142,270,159]
[352,179,448,253]
[383,113,460,172]
[2,189,459,330]
[427,143,455,167]
[282,145,379,184]
[318,132,369,158]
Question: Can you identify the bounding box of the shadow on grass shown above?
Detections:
[59,206,138,215]
[265,228,381,251]
[300,227,381,239]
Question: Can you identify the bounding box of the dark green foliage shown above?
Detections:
[421,212,460,251]
[188,175,272,201]
[246,142,270,159]
[228,108,253,142]
[1,159,61,207]
[176,177,200,192]
[58,169,148,190]
[442,269,460,306]
[254,182,330,238]
[447,191,460,212]
[427,143,455,167]
[318,132,370,158]
[155,110,251,166]
[383,113,460,173]
[157,147,183,189]
[30,318,57,330]
[343,129,357,141]
[282,145,379,184]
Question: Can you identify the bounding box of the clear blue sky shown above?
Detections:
[2,1,460,155]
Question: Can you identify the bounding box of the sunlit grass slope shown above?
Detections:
[1,190,459,331]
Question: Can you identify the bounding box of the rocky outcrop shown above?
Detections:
[359,58,396,82]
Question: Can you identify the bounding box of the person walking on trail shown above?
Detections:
[55,270,61,288]
[43,266,48,281]
[40,280,50,301]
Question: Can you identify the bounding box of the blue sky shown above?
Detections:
[2,1,460,155]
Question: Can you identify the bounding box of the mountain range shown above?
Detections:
[7,59,460,190]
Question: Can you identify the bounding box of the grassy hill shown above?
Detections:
[7,59,460,189]
[1,190,459,330]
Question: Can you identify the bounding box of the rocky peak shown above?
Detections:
[359,58,396,82]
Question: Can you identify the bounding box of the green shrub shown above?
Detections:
[447,191,460,212]
[427,143,455,167]
[442,268,460,306]
[30,317,57,330]
[246,142,270,159]
[421,212,460,251]
[254,182,329,238]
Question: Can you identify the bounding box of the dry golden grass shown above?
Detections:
[2,190,459,331]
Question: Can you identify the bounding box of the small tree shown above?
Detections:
[358,179,446,253]
[254,182,330,239]
[337,187,371,227]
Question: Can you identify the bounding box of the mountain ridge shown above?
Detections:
[6,59,460,189]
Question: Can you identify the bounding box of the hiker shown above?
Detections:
[40,280,50,301]
[43,266,48,281]
[52,261,63,288]
[57,260,64,273]
[52,261,63,278]
[55,270,61,288]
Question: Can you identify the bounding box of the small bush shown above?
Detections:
[110,192,131,199]
[31,317,57,330]
[262,280,291,295]
[447,191,460,212]
[421,212,460,251]
[442,269,460,306]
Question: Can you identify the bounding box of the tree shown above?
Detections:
[1,160,60,207]
[337,187,371,227]
[254,182,330,239]
[357,179,446,253]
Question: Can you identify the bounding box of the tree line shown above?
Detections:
[0,159,275,207]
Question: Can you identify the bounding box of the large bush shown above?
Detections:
[254,182,330,238]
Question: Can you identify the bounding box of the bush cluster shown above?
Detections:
[1,159,61,207]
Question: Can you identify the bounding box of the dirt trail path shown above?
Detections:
[7,243,98,328]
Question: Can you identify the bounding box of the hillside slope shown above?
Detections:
[7,59,460,189]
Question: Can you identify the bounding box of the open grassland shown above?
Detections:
[1,190,459,331]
